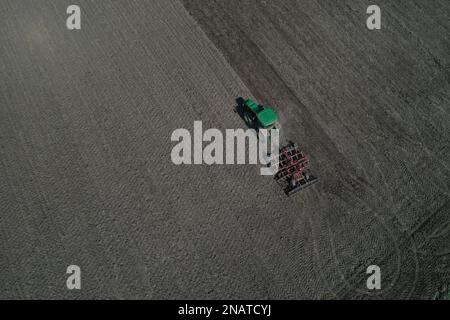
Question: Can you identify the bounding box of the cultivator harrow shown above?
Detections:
[272,142,318,196]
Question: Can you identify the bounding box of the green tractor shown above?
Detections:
[238,98,281,132]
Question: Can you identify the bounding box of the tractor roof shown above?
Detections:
[245,99,278,128]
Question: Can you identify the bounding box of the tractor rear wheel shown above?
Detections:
[244,113,253,127]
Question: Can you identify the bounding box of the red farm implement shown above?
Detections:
[273,142,319,196]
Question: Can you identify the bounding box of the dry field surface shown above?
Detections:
[0,0,449,299]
